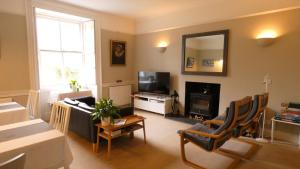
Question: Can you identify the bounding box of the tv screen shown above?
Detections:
[138,71,170,95]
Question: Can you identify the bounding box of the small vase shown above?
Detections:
[71,86,77,92]
[101,117,111,127]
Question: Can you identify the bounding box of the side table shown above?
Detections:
[95,115,146,158]
[271,117,300,147]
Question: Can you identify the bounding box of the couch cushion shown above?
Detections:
[117,106,134,117]
[64,98,79,105]
[75,96,96,106]
[78,102,95,111]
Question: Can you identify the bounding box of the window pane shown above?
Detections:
[39,51,63,86]
[63,52,83,82]
[81,68,96,85]
[36,18,61,50]
[83,21,95,53]
[61,22,82,51]
[84,54,95,68]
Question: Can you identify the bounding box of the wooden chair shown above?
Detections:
[0,153,26,169]
[218,93,269,159]
[49,102,71,134]
[0,98,12,103]
[178,96,252,169]
[248,93,269,138]
[26,90,40,119]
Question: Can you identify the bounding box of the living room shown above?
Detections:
[0,0,300,169]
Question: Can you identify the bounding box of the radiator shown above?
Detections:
[109,85,131,106]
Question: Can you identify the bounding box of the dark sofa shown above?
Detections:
[64,96,134,143]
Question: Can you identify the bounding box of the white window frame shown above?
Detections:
[36,13,96,88]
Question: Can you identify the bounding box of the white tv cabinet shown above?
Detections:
[133,93,172,116]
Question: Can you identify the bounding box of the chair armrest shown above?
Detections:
[204,120,224,126]
[183,129,224,139]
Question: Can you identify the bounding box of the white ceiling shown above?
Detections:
[55,0,300,21]
[1,0,300,34]
[55,0,210,20]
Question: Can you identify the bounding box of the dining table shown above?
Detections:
[0,102,27,126]
[0,119,73,169]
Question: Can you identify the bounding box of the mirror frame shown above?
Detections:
[181,29,229,76]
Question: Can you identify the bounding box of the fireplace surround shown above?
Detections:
[185,82,220,120]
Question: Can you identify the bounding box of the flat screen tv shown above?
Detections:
[138,71,170,95]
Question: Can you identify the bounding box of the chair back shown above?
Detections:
[26,90,40,119]
[244,93,269,123]
[0,153,26,169]
[258,93,269,113]
[0,98,12,104]
[243,95,260,123]
[213,96,252,148]
[49,102,71,134]
[215,96,252,134]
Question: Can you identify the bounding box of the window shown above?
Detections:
[35,8,96,89]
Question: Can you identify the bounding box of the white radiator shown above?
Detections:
[109,85,131,106]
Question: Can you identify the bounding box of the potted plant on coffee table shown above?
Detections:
[91,98,120,126]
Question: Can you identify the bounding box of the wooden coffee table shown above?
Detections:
[95,115,146,158]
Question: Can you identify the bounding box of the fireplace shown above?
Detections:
[185,82,220,120]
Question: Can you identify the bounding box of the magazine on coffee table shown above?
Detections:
[114,119,127,126]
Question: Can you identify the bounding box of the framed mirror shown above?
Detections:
[182,30,229,76]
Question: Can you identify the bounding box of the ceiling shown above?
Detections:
[55,0,300,21]
[55,0,211,20]
[2,0,300,34]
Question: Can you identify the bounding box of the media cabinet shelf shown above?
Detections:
[133,94,172,116]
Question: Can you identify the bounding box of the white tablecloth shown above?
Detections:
[0,102,27,126]
[0,119,73,169]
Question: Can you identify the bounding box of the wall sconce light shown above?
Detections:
[157,41,168,53]
[256,30,278,47]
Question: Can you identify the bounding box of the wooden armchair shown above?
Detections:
[235,93,268,138]
[219,93,269,158]
[178,96,252,169]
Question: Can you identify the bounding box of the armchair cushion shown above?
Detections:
[214,115,226,121]
[178,123,215,151]
[213,107,229,121]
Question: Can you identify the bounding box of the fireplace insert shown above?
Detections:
[185,82,220,120]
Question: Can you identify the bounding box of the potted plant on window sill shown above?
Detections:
[91,98,120,126]
[69,80,81,92]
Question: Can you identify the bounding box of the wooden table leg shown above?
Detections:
[108,131,112,158]
[271,119,275,143]
[93,143,96,153]
[129,132,134,139]
[143,120,146,144]
[95,128,100,153]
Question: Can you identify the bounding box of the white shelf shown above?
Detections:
[133,93,172,116]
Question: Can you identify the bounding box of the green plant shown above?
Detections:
[91,98,120,123]
[69,80,81,92]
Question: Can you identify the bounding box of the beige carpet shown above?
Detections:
[66,110,300,169]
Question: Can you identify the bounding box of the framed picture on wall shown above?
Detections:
[111,40,126,65]
[202,59,214,67]
[186,57,195,68]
